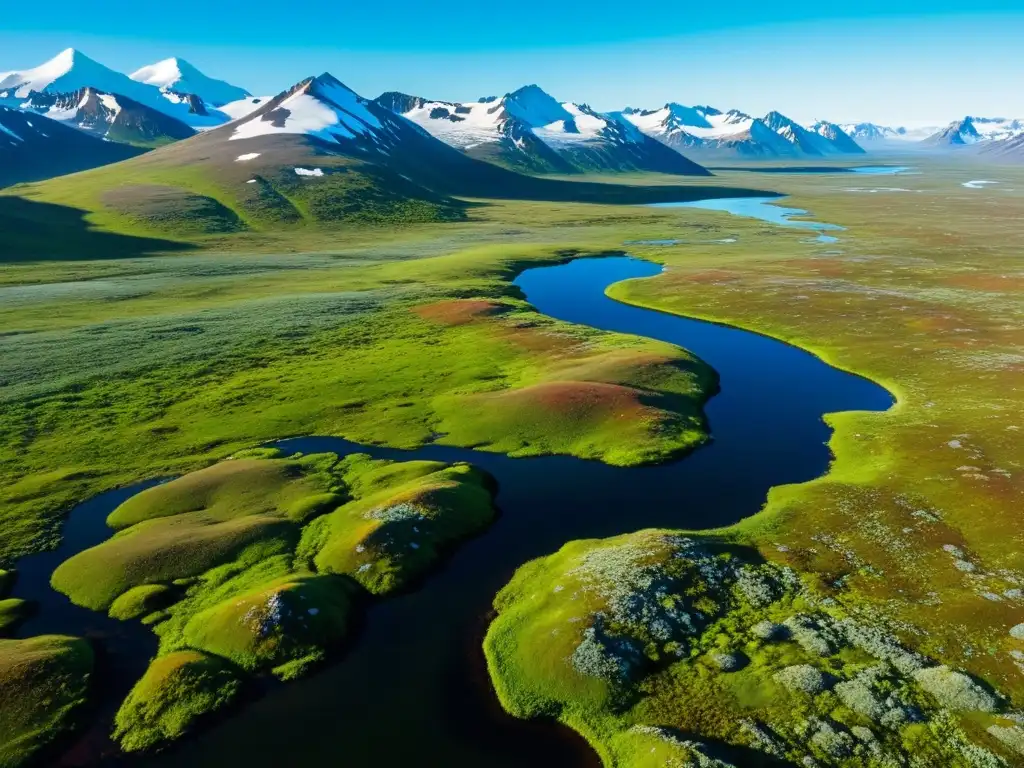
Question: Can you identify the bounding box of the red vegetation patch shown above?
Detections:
[782,259,848,277]
[681,269,744,284]
[413,300,507,326]
[487,381,649,420]
[942,274,1024,292]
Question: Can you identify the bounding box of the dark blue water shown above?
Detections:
[8,257,893,767]
[140,258,892,768]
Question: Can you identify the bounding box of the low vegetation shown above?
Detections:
[1,158,1020,765]
[482,163,1024,765]
[487,529,1022,766]
[0,636,93,768]
[50,449,496,752]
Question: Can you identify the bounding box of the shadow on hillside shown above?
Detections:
[514,179,776,205]
[0,196,195,261]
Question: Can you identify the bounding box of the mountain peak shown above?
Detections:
[130,57,250,106]
[50,48,91,68]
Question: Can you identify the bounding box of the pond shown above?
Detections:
[650,196,843,232]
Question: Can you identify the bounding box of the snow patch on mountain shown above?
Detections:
[230,74,382,144]
[220,96,271,121]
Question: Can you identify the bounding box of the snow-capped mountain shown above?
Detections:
[0,49,247,129]
[925,116,1024,147]
[130,58,250,108]
[17,87,195,146]
[375,85,709,175]
[981,132,1024,161]
[229,74,393,147]
[622,104,863,157]
[0,105,142,186]
[841,122,910,142]
[808,121,864,154]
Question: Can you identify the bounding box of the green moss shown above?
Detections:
[487,527,1015,767]
[0,601,32,635]
[182,574,354,675]
[113,650,241,753]
[106,455,346,530]
[51,453,351,611]
[52,515,297,611]
[41,450,498,752]
[306,459,496,594]
[109,584,176,621]
[0,635,93,768]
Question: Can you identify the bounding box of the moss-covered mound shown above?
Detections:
[48,449,496,753]
[183,574,354,678]
[486,530,1021,767]
[301,455,496,594]
[0,636,93,768]
[0,571,14,599]
[51,453,347,611]
[109,584,177,622]
[113,650,241,753]
[0,601,33,635]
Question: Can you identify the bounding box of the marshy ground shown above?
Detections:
[0,158,1021,766]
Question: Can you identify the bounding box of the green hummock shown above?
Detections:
[487,529,1017,767]
[0,636,93,768]
[113,650,241,753]
[0,601,32,635]
[109,584,176,621]
[182,574,354,678]
[48,450,496,752]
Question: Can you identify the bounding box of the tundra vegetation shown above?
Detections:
[55,448,496,752]
[0,159,1021,765]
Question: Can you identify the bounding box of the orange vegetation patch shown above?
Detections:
[486,381,649,420]
[780,259,849,277]
[413,299,508,326]
[941,273,1024,292]
[680,269,744,284]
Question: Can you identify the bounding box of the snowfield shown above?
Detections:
[231,76,381,144]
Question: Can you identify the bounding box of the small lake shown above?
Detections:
[651,196,844,232]
[10,258,893,765]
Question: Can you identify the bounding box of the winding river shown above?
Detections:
[12,247,893,766]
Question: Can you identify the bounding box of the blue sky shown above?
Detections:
[3,2,1023,124]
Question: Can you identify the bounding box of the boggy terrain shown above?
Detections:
[35,448,496,756]
[485,163,1024,766]
[0,158,1022,766]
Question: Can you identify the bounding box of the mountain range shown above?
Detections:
[0,47,1022,194]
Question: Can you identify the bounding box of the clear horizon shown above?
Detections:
[3,5,1023,126]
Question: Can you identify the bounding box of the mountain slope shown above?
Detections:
[130,58,250,107]
[18,87,195,147]
[0,106,144,186]
[808,121,865,154]
[980,132,1024,161]
[375,85,709,176]
[8,73,764,243]
[841,122,909,142]
[924,116,1024,147]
